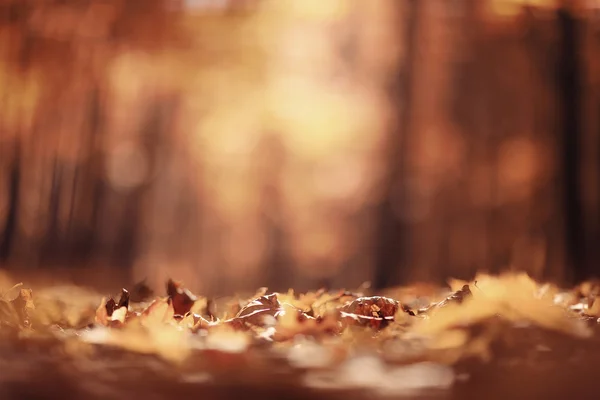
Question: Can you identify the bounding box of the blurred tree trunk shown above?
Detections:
[0,1,599,293]
[372,0,419,289]
[578,5,600,282]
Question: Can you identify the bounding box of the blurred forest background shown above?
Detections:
[0,0,599,295]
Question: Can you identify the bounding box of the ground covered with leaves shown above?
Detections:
[2,273,600,399]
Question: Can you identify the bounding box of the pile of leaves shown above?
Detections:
[2,272,600,397]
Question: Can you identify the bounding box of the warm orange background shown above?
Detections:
[0,1,599,294]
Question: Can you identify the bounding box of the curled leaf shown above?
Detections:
[0,287,35,329]
[234,293,281,327]
[167,279,197,316]
[338,296,406,330]
[130,279,154,303]
[105,298,117,317]
[117,289,130,309]
[434,285,472,310]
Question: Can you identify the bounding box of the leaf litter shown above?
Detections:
[1,272,600,396]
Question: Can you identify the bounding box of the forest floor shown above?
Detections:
[0,271,599,400]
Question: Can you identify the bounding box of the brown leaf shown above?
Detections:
[229,293,281,328]
[167,279,197,316]
[190,314,217,332]
[272,305,341,341]
[0,287,35,329]
[105,298,117,317]
[338,296,404,329]
[435,284,472,309]
[180,312,210,329]
[13,288,35,328]
[117,289,130,309]
[130,279,154,303]
[102,288,130,320]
